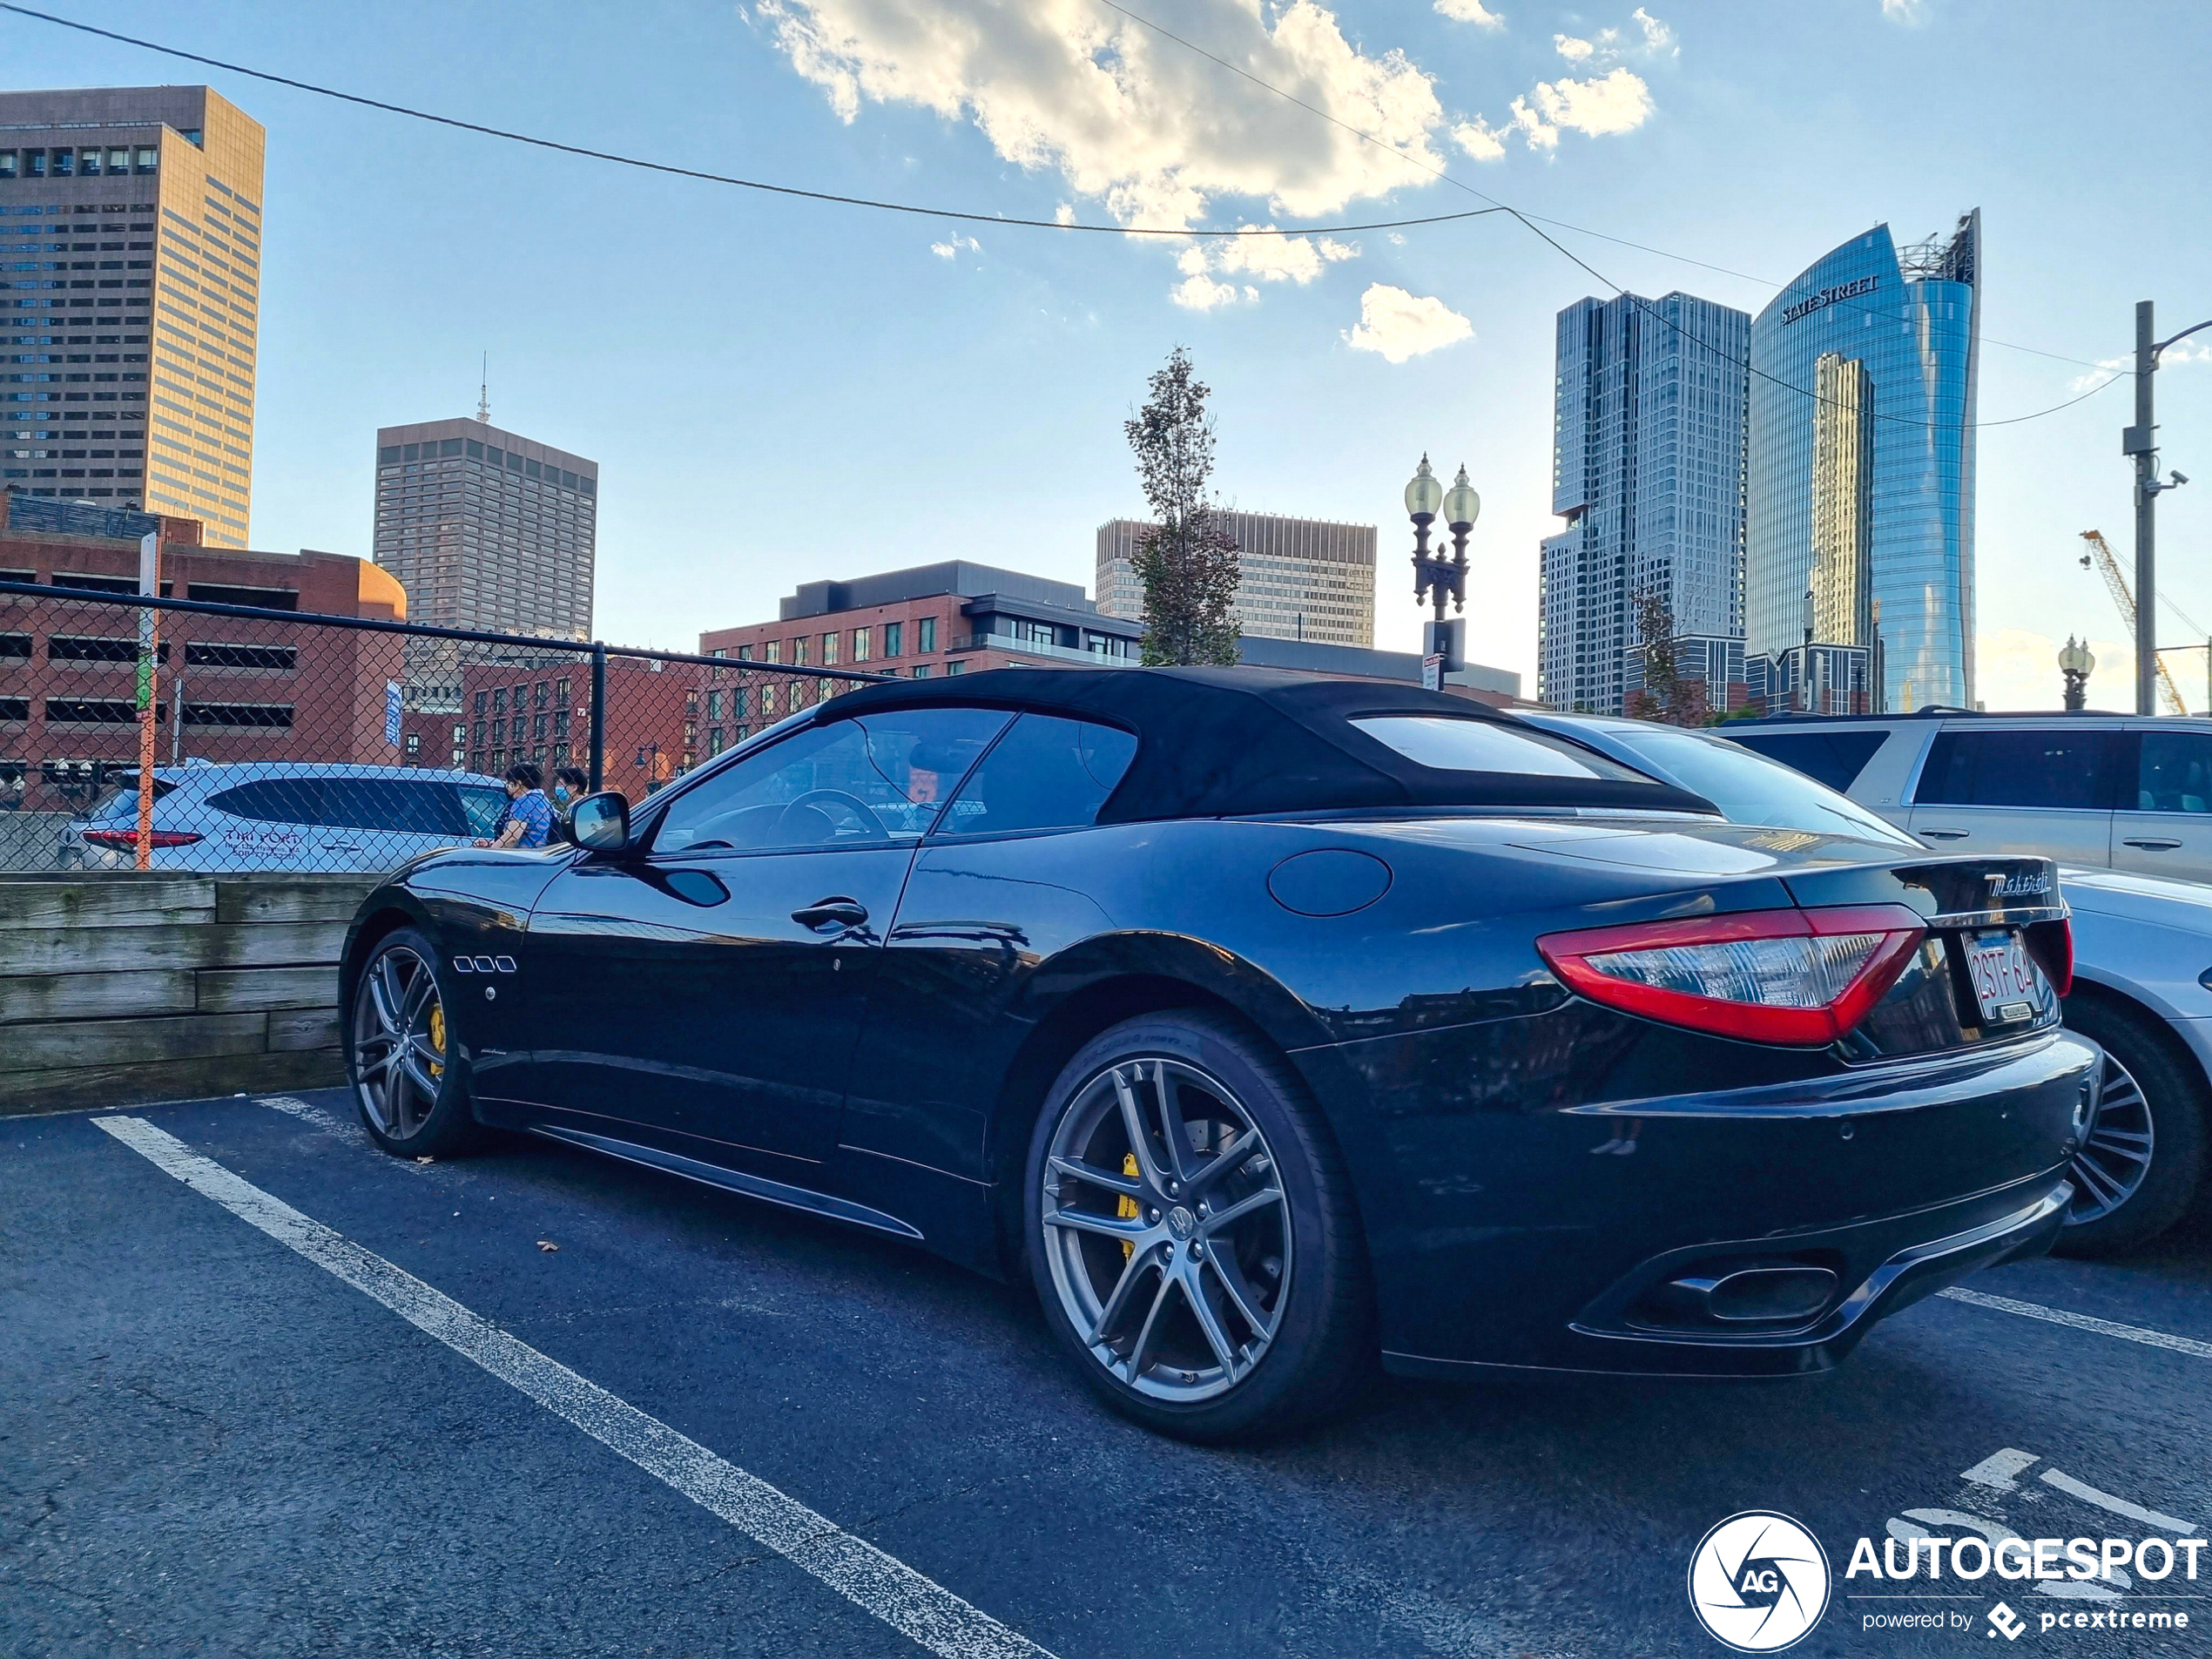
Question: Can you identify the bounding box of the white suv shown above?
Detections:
[1723,711,2212,886]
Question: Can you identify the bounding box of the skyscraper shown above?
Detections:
[373,416,598,706]
[0,86,265,547]
[1744,212,1980,711]
[1096,509,1377,646]
[1538,291,1750,714]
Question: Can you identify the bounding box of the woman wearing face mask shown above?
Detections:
[550,765,590,844]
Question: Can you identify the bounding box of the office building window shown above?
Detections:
[791,637,809,666]
[912,664,931,678]
[821,632,839,665]
[882,621,902,658]
[916,617,936,652]
[852,627,871,663]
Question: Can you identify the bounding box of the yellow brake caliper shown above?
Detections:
[427,1001,446,1079]
[1117,1152,1140,1259]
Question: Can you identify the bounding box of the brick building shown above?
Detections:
[0,494,406,808]
[425,652,706,798]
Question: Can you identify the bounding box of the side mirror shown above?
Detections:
[570,790,632,853]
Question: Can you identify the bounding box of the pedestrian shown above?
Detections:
[550,765,590,812]
[475,762,555,849]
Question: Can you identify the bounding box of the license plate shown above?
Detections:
[1964,928,2045,1026]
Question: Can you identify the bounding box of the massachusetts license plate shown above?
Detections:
[1964,928,2046,1026]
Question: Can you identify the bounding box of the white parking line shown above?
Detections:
[91,1115,1053,1659]
[1938,1287,2212,1360]
[2040,1469,2200,1535]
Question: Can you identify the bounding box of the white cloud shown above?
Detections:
[1632,7,1677,55]
[1977,628,2134,713]
[1451,118,1508,160]
[1433,0,1505,24]
[2070,339,2212,394]
[755,0,1450,233]
[1554,34,1595,63]
[1345,283,1473,362]
[1880,0,1925,21]
[1507,68,1656,149]
[929,233,981,258]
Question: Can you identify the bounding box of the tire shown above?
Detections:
[1022,1010,1374,1443]
[345,927,483,1158]
[2054,995,2209,1258]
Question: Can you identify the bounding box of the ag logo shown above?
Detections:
[1689,1511,1831,1652]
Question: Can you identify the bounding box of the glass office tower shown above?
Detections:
[1540,291,1750,714]
[1744,212,1979,711]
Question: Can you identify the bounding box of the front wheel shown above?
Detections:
[347,928,482,1157]
[1023,1011,1373,1442]
[2054,996,2208,1258]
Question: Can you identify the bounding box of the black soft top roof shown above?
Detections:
[815,666,1718,822]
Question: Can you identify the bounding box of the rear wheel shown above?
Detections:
[2055,996,2207,1258]
[347,928,482,1157]
[1024,1011,1373,1442]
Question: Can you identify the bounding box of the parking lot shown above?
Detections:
[4,1088,2208,1658]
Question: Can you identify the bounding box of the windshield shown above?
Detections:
[1606,729,1918,846]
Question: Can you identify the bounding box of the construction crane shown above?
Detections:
[2080,529,2188,715]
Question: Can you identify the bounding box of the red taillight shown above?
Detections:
[1536,904,1927,1047]
[81,828,203,850]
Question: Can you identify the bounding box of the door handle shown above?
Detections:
[792,896,868,933]
[1919,828,1970,840]
[2122,837,2183,851]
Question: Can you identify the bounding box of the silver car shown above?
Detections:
[68,762,514,873]
[1721,710,2212,886]
[1521,711,2209,1258]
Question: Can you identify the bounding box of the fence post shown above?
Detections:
[589,643,607,792]
[132,530,160,868]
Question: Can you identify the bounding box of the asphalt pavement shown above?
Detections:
[3,1087,2208,1659]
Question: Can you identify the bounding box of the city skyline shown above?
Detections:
[1,5,2204,714]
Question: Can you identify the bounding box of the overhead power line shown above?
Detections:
[0,2,1502,239]
[3,0,2122,421]
[1097,0,2127,428]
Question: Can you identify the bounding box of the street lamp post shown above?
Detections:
[1406,456,1478,684]
[2059,636,2095,712]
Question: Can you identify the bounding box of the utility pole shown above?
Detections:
[2127,300,2212,715]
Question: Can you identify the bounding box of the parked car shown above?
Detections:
[1720,710,2212,885]
[70,762,515,873]
[1521,711,2209,1257]
[341,668,2094,1441]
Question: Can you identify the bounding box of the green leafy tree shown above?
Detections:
[1124,347,1241,666]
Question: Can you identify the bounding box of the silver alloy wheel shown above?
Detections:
[353,945,446,1141]
[1040,1055,1291,1403]
[2066,1046,2155,1226]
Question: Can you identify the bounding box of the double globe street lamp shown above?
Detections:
[1405,455,1480,682]
[2059,636,2095,712]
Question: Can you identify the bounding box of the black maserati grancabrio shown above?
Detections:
[341,668,2095,1440]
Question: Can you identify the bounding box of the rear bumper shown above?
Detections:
[1381,1175,2070,1379]
[1293,1015,2098,1378]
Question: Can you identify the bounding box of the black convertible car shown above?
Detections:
[341,668,2094,1440]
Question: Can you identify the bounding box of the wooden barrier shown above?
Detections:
[0,872,374,1115]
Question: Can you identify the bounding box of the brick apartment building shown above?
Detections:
[0,493,406,808]
[407,652,707,796]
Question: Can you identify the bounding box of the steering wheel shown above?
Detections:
[779,788,889,842]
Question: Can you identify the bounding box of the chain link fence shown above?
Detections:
[0,577,886,873]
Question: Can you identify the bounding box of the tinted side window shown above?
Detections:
[1915,730,2123,810]
[207,779,327,825]
[1727,729,1890,793]
[2136,731,2212,813]
[458,786,509,838]
[651,707,1011,854]
[936,714,1137,837]
[318,779,463,834]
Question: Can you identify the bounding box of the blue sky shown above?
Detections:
[8,0,2208,709]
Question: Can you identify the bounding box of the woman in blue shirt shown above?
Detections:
[475,762,556,849]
